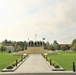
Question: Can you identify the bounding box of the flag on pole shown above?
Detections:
[43,38,45,40]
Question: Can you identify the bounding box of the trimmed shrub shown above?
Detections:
[12,62,16,66]
[49,59,52,65]
[8,50,11,53]
[52,61,56,66]
[6,65,13,69]
[18,58,21,63]
[24,56,26,59]
[12,63,15,66]
[54,64,60,68]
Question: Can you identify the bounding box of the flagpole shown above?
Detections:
[35,34,37,42]
[35,34,36,42]
[28,38,29,47]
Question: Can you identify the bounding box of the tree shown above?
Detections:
[39,41,42,46]
[71,43,76,52]
[65,45,70,50]
[24,41,27,50]
[44,44,47,49]
[18,41,24,50]
[2,39,14,46]
[44,41,52,50]
[45,41,50,50]
[16,45,22,51]
[61,46,66,51]
[71,39,76,52]
[53,40,60,50]
[29,41,33,47]
[2,39,8,46]
[2,39,28,52]
[36,41,39,46]
[56,44,61,50]
[49,44,54,50]
[0,46,6,53]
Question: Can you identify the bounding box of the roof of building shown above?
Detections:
[59,44,71,46]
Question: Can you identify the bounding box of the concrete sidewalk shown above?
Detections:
[15,54,52,73]
[0,54,76,75]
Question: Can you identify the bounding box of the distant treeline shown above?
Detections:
[0,39,76,52]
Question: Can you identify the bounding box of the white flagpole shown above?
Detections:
[28,38,29,47]
[35,34,37,42]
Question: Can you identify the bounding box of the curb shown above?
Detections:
[52,66,64,71]
[42,55,64,71]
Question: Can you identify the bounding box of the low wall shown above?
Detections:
[25,47,45,54]
[0,73,76,75]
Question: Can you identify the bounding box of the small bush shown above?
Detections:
[12,63,16,66]
[21,57,23,61]
[18,58,21,63]
[54,64,60,68]
[6,65,13,69]
[24,56,26,59]
[12,61,16,66]
[12,64,15,66]
[52,60,60,68]
[8,50,11,53]
[49,59,52,65]
[52,61,56,66]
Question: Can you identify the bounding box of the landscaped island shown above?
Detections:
[0,52,21,71]
[47,52,76,71]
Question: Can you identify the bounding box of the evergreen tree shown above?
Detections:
[71,39,76,52]
[53,40,60,50]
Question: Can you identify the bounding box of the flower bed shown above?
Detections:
[42,54,64,71]
[2,54,29,72]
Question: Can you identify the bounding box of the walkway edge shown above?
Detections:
[42,56,64,71]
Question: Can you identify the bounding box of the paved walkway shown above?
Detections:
[15,54,52,73]
[0,54,76,75]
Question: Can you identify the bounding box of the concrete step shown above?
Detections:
[25,47,45,54]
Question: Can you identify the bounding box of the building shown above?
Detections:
[6,46,15,52]
[59,44,71,47]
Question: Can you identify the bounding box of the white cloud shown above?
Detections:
[0,0,76,43]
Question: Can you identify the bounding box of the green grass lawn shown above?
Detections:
[0,52,20,71]
[47,52,76,71]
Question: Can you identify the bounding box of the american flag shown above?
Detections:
[43,38,45,40]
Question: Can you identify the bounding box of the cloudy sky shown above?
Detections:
[0,0,76,44]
